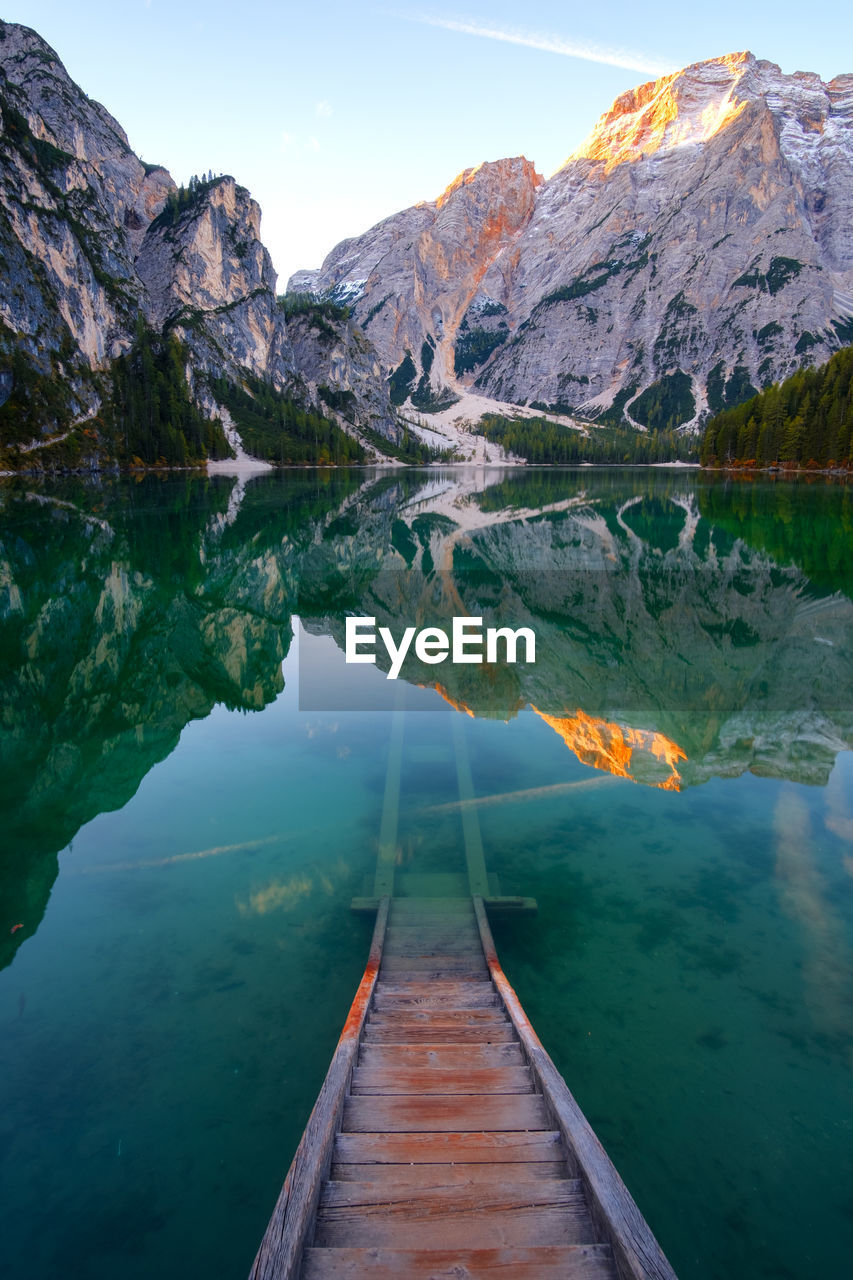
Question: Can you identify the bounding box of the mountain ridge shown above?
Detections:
[292,51,853,433]
[0,20,401,468]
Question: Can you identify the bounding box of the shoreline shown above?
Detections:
[3,459,851,480]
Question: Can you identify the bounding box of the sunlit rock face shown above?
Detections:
[290,158,543,402]
[294,53,853,427]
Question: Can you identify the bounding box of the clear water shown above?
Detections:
[1,468,851,1278]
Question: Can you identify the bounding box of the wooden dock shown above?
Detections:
[250,893,677,1279]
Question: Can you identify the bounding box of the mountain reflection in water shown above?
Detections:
[2,466,852,968]
[1,466,852,1280]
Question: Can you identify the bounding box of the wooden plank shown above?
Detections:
[351,1064,534,1095]
[302,1243,616,1279]
[484,896,539,915]
[334,1130,565,1165]
[379,956,489,975]
[329,1162,568,1184]
[393,872,471,897]
[373,990,500,1011]
[314,1184,594,1248]
[383,938,483,955]
[382,947,484,960]
[343,1094,550,1133]
[358,1043,525,1069]
[390,897,474,912]
[367,1009,509,1026]
[249,897,389,1280]
[320,1176,583,1210]
[384,928,481,943]
[386,922,480,936]
[374,979,496,997]
[474,898,678,1280]
[361,1025,517,1044]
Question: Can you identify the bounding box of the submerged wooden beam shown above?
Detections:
[249,897,389,1280]
[374,708,404,899]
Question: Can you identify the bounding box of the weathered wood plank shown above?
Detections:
[361,1024,517,1044]
[390,897,475,914]
[385,921,481,936]
[351,1064,534,1095]
[385,923,481,936]
[379,963,490,980]
[474,897,678,1280]
[320,1176,583,1210]
[343,1093,550,1133]
[358,1042,525,1069]
[382,943,484,958]
[329,1161,568,1184]
[333,1130,565,1165]
[248,897,389,1280]
[375,979,496,997]
[375,980,492,998]
[373,990,500,1011]
[314,1182,594,1248]
[367,1008,508,1027]
[380,954,488,971]
[302,1243,616,1279]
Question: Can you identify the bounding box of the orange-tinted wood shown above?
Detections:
[343,1093,550,1133]
[302,1243,616,1279]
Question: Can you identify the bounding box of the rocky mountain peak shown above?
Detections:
[295,49,853,431]
[1,18,402,462]
[566,52,755,172]
[435,157,543,210]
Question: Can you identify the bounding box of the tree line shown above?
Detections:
[475,413,698,464]
[110,324,229,465]
[700,345,853,468]
[210,373,365,465]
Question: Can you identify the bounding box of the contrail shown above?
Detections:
[400,14,674,77]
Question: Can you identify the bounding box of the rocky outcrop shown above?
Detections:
[285,307,401,443]
[291,158,542,409]
[293,53,853,430]
[0,20,399,460]
[0,20,174,426]
[135,176,294,392]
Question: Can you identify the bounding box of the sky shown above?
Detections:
[5,1,851,285]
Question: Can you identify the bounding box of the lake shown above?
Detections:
[1,466,851,1279]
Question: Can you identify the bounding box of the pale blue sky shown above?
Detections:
[6,1,850,285]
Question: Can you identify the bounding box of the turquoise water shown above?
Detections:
[1,468,852,1277]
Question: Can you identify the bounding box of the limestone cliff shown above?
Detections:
[290,158,542,410]
[293,54,853,431]
[0,20,398,464]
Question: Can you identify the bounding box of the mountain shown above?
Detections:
[291,53,853,432]
[0,21,399,468]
